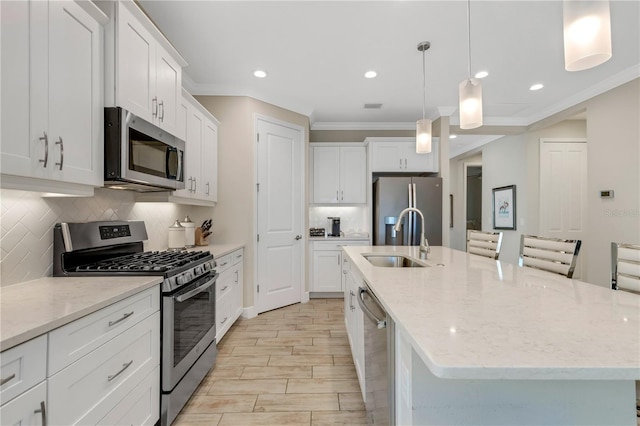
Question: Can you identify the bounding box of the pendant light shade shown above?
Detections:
[416,118,432,153]
[563,0,612,71]
[416,41,432,154]
[459,78,483,130]
[459,0,483,130]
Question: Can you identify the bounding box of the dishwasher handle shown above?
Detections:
[357,286,387,329]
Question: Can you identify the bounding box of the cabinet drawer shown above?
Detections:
[0,335,46,406]
[48,312,160,426]
[0,380,46,425]
[217,270,233,300]
[232,248,244,265]
[216,253,232,273]
[216,291,233,342]
[48,286,159,375]
[97,366,159,426]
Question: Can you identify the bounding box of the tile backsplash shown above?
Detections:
[309,206,370,237]
[0,188,214,287]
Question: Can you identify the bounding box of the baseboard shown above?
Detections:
[309,291,344,299]
[302,291,310,303]
[242,305,258,319]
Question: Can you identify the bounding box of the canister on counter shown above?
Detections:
[181,216,196,248]
[168,219,185,250]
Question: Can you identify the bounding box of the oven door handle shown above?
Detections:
[174,272,218,303]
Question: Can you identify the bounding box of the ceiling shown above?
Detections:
[138,0,639,153]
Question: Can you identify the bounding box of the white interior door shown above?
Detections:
[256,117,304,314]
[540,138,587,278]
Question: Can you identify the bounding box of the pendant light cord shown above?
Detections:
[467,0,472,80]
[422,48,426,120]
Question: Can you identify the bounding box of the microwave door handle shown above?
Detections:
[165,148,173,179]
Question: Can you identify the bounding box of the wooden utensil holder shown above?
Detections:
[195,227,209,246]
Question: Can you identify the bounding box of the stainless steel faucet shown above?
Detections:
[394,207,429,259]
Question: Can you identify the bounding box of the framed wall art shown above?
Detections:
[493,185,516,230]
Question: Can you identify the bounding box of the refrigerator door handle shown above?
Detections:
[407,183,413,246]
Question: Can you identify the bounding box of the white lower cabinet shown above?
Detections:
[0,381,47,426]
[216,249,244,342]
[48,312,160,425]
[344,262,365,398]
[0,285,160,426]
[310,240,369,294]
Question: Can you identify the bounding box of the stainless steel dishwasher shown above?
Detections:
[358,283,395,425]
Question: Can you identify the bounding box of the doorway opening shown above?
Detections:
[465,165,483,235]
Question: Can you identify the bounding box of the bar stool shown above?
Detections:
[611,242,640,294]
[466,230,503,260]
[518,235,582,278]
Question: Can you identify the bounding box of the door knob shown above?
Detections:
[294,235,302,240]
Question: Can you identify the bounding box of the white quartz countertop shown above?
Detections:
[186,242,244,258]
[0,276,162,351]
[343,245,640,380]
[309,236,370,241]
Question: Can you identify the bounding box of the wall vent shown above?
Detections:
[364,103,383,109]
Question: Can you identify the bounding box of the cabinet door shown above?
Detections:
[117,4,155,123]
[155,46,181,135]
[48,0,103,186]
[0,0,41,178]
[0,381,46,426]
[404,141,438,172]
[232,261,243,319]
[312,250,343,292]
[201,119,218,202]
[174,106,203,198]
[312,147,340,203]
[339,146,366,203]
[371,143,403,172]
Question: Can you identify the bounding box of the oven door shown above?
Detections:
[162,270,217,391]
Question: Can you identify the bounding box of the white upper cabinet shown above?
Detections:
[171,91,219,205]
[104,0,186,137]
[367,137,439,173]
[1,0,107,195]
[312,145,367,204]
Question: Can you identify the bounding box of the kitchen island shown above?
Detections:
[343,245,640,425]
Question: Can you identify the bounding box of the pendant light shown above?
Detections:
[459,0,483,130]
[416,41,432,154]
[563,0,612,71]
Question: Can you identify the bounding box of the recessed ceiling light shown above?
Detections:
[253,70,267,78]
[364,70,377,79]
[474,71,489,79]
[450,134,458,139]
[530,83,544,91]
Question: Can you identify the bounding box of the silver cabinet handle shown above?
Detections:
[39,132,49,167]
[0,373,16,386]
[220,316,228,324]
[220,285,228,292]
[294,235,302,240]
[206,182,210,195]
[234,270,239,283]
[336,190,339,201]
[34,401,46,426]
[108,311,134,327]
[341,190,344,201]
[405,158,407,168]
[188,177,194,192]
[236,254,242,259]
[220,261,228,267]
[349,290,355,311]
[55,137,63,170]
[152,97,158,117]
[107,360,133,382]
[193,177,197,192]
[159,100,164,121]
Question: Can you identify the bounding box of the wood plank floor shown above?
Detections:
[174,298,367,425]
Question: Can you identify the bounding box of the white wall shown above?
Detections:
[450,78,638,287]
[0,188,213,286]
[449,154,482,251]
[481,135,529,265]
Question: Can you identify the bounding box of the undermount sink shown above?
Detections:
[362,254,428,268]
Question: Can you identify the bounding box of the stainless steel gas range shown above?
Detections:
[53,220,218,426]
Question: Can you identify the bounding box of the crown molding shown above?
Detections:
[449,135,504,159]
[310,122,416,131]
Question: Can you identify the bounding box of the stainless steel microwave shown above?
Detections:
[104,107,185,192]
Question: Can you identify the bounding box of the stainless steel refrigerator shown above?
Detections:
[373,176,442,246]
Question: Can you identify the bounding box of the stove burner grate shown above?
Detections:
[75,250,210,273]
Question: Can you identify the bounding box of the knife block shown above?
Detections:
[195,227,209,246]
